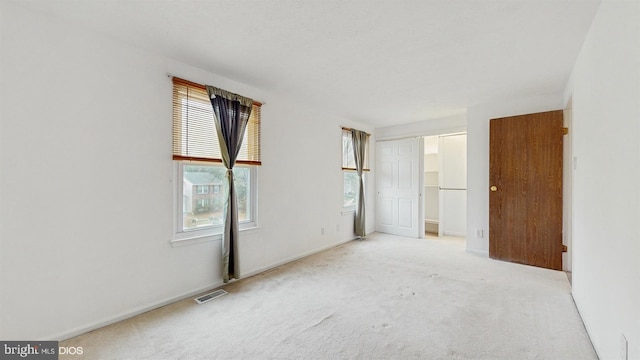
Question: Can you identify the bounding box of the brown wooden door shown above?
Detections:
[489,110,563,270]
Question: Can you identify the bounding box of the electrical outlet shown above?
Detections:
[621,334,628,360]
[321,227,325,235]
[476,229,484,238]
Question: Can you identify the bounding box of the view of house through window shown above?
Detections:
[343,172,359,208]
[182,164,250,230]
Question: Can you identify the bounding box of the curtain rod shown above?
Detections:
[168,74,264,106]
[341,126,371,136]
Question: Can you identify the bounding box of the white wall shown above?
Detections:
[564,1,640,359]
[0,2,374,340]
[465,92,564,256]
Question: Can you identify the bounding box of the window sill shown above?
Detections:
[171,224,259,248]
[341,207,356,215]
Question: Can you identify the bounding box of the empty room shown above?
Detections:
[1,0,638,359]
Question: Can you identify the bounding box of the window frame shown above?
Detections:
[172,161,258,247]
[342,170,360,212]
[341,128,370,211]
[171,77,261,247]
[341,128,370,171]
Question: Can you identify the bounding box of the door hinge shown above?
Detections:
[562,127,569,135]
[562,245,568,252]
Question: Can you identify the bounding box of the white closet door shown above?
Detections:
[376,138,422,238]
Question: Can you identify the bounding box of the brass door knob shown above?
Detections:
[490,186,498,192]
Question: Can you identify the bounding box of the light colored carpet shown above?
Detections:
[60,233,597,360]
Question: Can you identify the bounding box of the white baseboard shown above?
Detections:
[49,236,358,342]
[48,282,224,341]
[443,231,466,237]
[239,237,357,279]
[466,248,489,257]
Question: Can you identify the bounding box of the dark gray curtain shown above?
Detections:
[206,85,253,283]
[351,129,368,237]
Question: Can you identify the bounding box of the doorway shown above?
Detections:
[375,133,467,239]
[423,133,467,238]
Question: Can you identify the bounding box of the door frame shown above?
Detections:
[375,129,468,240]
[563,98,574,272]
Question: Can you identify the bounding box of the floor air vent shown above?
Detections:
[195,289,228,304]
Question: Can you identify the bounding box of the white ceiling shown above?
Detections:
[15,0,601,128]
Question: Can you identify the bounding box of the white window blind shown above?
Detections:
[172,77,261,165]
[342,128,370,171]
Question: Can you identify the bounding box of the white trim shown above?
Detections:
[170,226,260,247]
[171,233,221,247]
[45,282,225,341]
[438,131,467,138]
[466,248,489,257]
[49,236,358,341]
[238,237,358,279]
[443,231,466,237]
[375,127,467,142]
[247,164,259,227]
[341,207,355,215]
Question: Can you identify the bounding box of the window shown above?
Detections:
[343,172,359,208]
[342,128,369,171]
[179,162,255,232]
[341,128,370,208]
[196,185,209,195]
[172,77,261,165]
[172,77,260,240]
[196,198,210,208]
